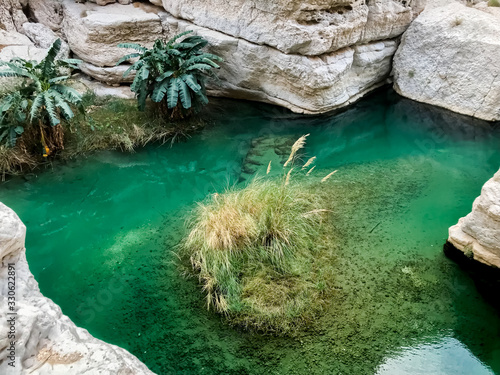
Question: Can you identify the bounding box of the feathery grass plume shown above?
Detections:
[178,177,331,333]
[285,167,294,186]
[267,160,271,174]
[301,156,316,170]
[284,133,309,167]
[306,166,316,176]
[321,170,338,183]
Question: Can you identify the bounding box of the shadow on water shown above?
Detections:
[0,88,499,374]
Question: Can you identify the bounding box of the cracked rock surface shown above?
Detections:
[393,1,500,121]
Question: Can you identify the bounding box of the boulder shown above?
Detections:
[448,170,500,268]
[160,0,424,56]
[22,22,70,58]
[79,61,135,84]
[28,0,64,31]
[0,203,155,374]
[62,0,164,67]
[393,2,500,121]
[0,0,28,32]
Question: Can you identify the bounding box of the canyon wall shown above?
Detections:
[2,0,425,114]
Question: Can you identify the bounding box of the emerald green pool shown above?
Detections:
[1,89,500,374]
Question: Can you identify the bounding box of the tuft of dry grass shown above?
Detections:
[179,135,339,333]
[0,92,206,178]
[0,145,37,181]
[65,94,204,156]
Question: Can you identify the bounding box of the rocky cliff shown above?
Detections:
[393,1,500,121]
[1,0,425,114]
[448,170,500,269]
[0,203,155,374]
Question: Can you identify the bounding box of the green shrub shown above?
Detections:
[0,39,83,155]
[116,31,222,119]
[488,0,500,7]
[179,135,338,333]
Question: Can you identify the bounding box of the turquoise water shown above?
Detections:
[1,89,500,374]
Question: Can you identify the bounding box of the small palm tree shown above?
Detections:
[117,31,222,118]
[0,39,83,154]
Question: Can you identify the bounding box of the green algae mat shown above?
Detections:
[1,89,500,374]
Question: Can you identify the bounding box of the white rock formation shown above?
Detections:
[161,0,424,55]
[449,170,500,268]
[62,1,163,67]
[393,2,500,121]
[0,29,48,63]
[0,0,28,32]
[62,0,403,114]
[164,14,398,113]
[79,62,134,85]
[22,23,70,58]
[0,203,155,375]
[28,0,64,32]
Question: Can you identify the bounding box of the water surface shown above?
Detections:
[1,89,500,374]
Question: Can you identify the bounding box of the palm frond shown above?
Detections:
[43,92,60,126]
[116,53,142,66]
[117,43,147,52]
[167,77,180,109]
[177,78,192,109]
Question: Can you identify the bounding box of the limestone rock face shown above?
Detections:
[62,0,401,114]
[161,0,423,56]
[62,0,163,67]
[0,0,28,32]
[0,29,49,63]
[449,170,500,268]
[79,62,135,85]
[28,0,64,31]
[393,2,500,121]
[0,203,155,375]
[22,22,70,58]
[164,15,397,114]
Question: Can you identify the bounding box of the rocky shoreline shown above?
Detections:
[0,203,155,374]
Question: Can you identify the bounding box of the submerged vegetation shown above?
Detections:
[179,135,339,333]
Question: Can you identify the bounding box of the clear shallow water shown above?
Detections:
[1,89,500,374]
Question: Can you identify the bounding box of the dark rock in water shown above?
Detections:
[238,134,298,183]
[444,241,500,310]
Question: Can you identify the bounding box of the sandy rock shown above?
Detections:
[160,0,423,56]
[449,170,500,268]
[0,203,155,375]
[393,2,500,121]
[28,0,64,31]
[62,0,164,67]
[0,0,28,32]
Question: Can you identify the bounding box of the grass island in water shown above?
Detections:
[179,134,341,334]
